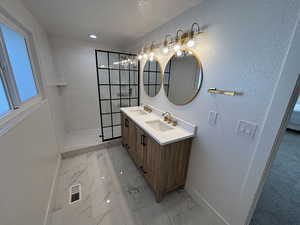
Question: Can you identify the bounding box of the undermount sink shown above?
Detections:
[145,120,174,132]
[129,109,148,116]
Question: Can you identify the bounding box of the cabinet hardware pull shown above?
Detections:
[140,135,143,145]
[142,135,147,146]
[125,119,129,127]
[140,166,147,174]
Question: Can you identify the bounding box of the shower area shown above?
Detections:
[95,50,140,142]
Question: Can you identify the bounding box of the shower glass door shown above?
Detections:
[95,50,140,142]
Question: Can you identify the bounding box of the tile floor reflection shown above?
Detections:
[49,144,224,225]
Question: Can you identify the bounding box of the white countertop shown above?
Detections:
[120,106,196,146]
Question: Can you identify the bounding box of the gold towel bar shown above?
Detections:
[208,88,243,96]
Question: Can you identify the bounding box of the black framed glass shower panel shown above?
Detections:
[95,50,140,142]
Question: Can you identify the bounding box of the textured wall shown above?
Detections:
[128,0,300,224]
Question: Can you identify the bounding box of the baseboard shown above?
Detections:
[61,139,121,159]
[185,183,230,225]
[43,154,62,225]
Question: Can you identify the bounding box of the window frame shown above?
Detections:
[0,11,42,123]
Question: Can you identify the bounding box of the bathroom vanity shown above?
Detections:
[121,106,196,202]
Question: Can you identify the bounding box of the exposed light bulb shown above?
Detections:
[89,34,97,39]
[162,47,169,54]
[143,53,148,59]
[187,39,195,47]
[149,52,155,57]
[138,55,142,60]
[176,50,182,56]
[149,55,154,61]
[174,44,181,51]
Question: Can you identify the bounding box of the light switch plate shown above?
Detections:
[237,120,258,138]
[209,111,218,126]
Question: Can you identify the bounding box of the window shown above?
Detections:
[0,75,9,116]
[0,22,39,119]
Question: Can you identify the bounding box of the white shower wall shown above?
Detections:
[49,37,120,133]
[49,37,123,151]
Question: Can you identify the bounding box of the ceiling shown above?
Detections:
[22,0,203,49]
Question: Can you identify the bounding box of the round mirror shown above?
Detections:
[163,50,203,105]
[143,59,162,97]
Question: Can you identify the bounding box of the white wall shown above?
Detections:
[49,37,119,134]
[0,101,59,225]
[0,0,64,225]
[129,0,300,224]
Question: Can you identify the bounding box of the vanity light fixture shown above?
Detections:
[186,39,195,47]
[149,41,155,58]
[176,50,183,56]
[137,42,150,60]
[174,29,184,52]
[138,49,143,60]
[137,23,204,60]
[143,52,148,59]
[163,47,169,54]
[143,41,150,59]
[186,23,201,48]
[174,44,181,51]
[161,34,172,54]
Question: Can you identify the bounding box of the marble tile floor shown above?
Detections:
[49,144,225,225]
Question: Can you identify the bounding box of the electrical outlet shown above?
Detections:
[237,120,257,138]
[209,111,219,126]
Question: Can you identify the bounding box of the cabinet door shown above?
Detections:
[121,112,129,147]
[136,127,144,167]
[143,135,161,192]
[128,119,138,164]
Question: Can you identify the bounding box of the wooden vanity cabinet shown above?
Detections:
[136,127,145,167]
[128,118,138,164]
[121,112,192,202]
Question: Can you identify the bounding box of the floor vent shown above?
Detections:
[69,184,81,204]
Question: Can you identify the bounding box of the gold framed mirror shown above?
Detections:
[163,49,203,105]
[143,59,162,97]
